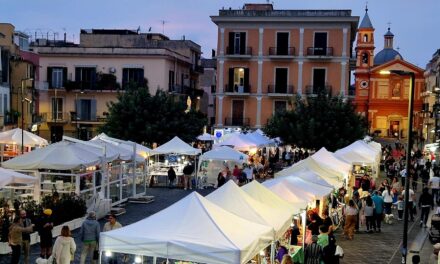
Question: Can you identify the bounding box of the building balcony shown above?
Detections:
[224,117,250,127]
[304,85,333,96]
[267,84,295,96]
[35,81,49,91]
[225,47,252,57]
[39,112,69,123]
[224,84,251,95]
[169,85,204,97]
[306,47,334,57]
[70,111,108,124]
[268,47,295,58]
[190,65,204,74]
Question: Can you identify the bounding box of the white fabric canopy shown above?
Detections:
[89,138,145,162]
[0,128,48,146]
[0,167,36,187]
[241,180,300,214]
[2,141,102,170]
[197,133,216,141]
[153,136,201,155]
[262,179,309,207]
[264,176,333,200]
[335,140,379,164]
[289,168,334,189]
[311,147,352,180]
[244,132,275,147]
[207,181,292,238]
[276,157,342,187]
[217,134,261,151]
[199,146,248,163]
[100,192,273,264]
[94,133,154,157]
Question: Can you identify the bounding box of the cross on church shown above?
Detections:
[365,1,368,12]
[387,22,392,30]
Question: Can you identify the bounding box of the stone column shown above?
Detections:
[342,27,348,57]
[299,28,304,56]
[217,95,224,127]
[340,62,347,96]
[297,61,303,95]
[258,60,263,94]
[256,96,262,128]
[258,27,264,57]
[220,28,225,56]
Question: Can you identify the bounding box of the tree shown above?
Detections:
[264,93,367,151]
[100,84,207,145]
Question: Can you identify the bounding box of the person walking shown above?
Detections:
[429,173,440,205]
[418,187,434,228]
[372,191,384,232]
[182,162,194,190]
[103,214,122,264]
[364,196,375,233]
[8,217,34,264]
[79,211,100,264]
[304,235,322,264]
[52,226,76,264]
[402,187,416,221]
[37,209,54,259]
[167,166,176,188]
[343,200,358,240]
[19,210,32,264]
[382,186,394,215]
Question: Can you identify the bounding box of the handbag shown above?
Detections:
[335,245,344,257]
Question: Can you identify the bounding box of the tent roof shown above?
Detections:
[100,192,273,264]
[206,181,291,238]
[335,141,377,165]
[197,133,216,141]
[0,128,48,146]
[153,136,201,155]
[89,138,145,162]
[241,180,299,214]
[94,133,154,157]
[290,168,334,189]
[311,147,352,179]
[2,141,101,170]
[218,134,260,151]
[0,168,36,187]
[261,179,309,207]
[264,176,332,199]
[244,132,274,147]
[200,146,248,163]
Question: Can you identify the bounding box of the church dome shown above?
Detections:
[374,48,402,65]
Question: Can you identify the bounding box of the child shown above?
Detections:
[394,195,404,220]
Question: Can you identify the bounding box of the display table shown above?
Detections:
[148,171,184,187]
[289,245,304,264]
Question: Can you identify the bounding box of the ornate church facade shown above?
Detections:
[354,8,425,139]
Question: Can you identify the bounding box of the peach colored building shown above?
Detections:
[30,29,202,142]
[211,4,359,128]
[354,9,424,138]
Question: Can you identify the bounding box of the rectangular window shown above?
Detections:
[168,70,175,91]
[275,68,288,93]
[276,32,289,55]
[48,67,67,89]
[51,97,63,120]
[228,68,249,93]
[313,32,328,55]
[274,100,287,114]
[75,67,96,90]
[228,32,246,55]
[122,68,144,89]
[75,99,97,121]
[313,68,326,94]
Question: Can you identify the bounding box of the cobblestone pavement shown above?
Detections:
[0,184,433,264]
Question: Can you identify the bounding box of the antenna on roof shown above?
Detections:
[137,26,141,33]
[365,1,368,12]
[148,27,152,32]
[387,21,392,30]
[159,20,168,35]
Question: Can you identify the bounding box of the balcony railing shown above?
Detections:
[268,47,295,56]
[267,84,294,94]
[225,47,252,56]
[35,81,49,91]
[224,117,250,127]
[191,65,204,74]
[306,47,334,56]
[304,85,333,95]
[39,112,69,123]
[224,84,251,94]
[65,81,121,91]
[169,85,204,97]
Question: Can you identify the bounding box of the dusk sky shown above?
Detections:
[1,0,439,68]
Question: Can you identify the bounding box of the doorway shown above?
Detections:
[275,68,288,93]
[313,68,326,94]
[276,32,289,55]
[314,32,327,55]
[390,121,400,137]
[50,125,64,143]
[232,100,244,126]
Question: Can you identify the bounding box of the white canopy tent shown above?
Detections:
[276,157,342,188]
[2,141,102,170]
[153,136,201,155]
[93,133,155,158]
[0,167,37,187]
[199,146,248,163]
[0,128,48,146]
[206,181,292,239]
[311,147,352,180]
[263,176,333,200]
[241,180,300,214]
[243,132,275,147]
[197,133,216,141]
[336,140,380,164]
[100,192,273,264]
[217,133,261,152]
[262,179,309,207]
[288,168,334,189]
[89,138,145,162]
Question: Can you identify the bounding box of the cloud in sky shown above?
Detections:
[1,0,438,66]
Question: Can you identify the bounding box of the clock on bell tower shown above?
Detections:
[355,6,375,95]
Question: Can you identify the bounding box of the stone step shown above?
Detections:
[128,195,155,204]
[110,207,126,216]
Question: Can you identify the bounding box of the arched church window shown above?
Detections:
[362,53,369,64]
[363,34,368,42]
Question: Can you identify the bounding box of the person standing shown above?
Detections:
[167,166,176,188]
[19,210,32,264]
[382,186,394,215]
[182,162,194,190]
[364,196,375,233]
[372,191,384,232]
[402,187,416,221]
[79,211,100,264]
[418,187,434,228]
[429,173,440,204]
[275,241,288,264]
[103,214,122,264]
[304,235,322,264]
[343,200,358,240]
[8,217,34,264]
[37,209,54,259]
[52,226,76,264]
[243,164,254,183]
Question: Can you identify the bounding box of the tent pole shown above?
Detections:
[270,241,275,264]
[132,142,137,197]
[1,143,3,164]
[153,256,157,264]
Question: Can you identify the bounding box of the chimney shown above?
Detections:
[212,49,216,58]
[64,32,66,42]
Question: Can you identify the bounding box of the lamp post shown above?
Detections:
[380,70,415,264]
[21,78,34,154]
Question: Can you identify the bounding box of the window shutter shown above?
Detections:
[62,68,68,87]
[228,32,234,54]
[228,68,234,91]
[91,68,97,89]
[122,69,128,88]
[75,99,82,120]
[244,68,250,92]
[90,99,97,120]
[240,32,246,54]
[47,67,53,88]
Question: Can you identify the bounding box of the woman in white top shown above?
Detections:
[52,226,76,264]
[382,186,394,215]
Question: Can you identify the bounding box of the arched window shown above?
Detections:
[363,34,368,42]
[362,53,369,64]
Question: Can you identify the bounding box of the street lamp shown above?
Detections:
[21,78,34,154]
[380,69,415,264]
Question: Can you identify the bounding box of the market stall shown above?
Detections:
[197,146,248,188]
[99,192,274,264]
[0,167,37,202]
[0,128,48,162]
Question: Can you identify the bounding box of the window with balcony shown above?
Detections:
[51,97,63,120]
[75,99,97,121]
[168,70,175,91]
[276,32,289,55]
[1,49,9,83]
[274,100,287,114]
[307,32,332,56]
[122,68,144,89]
[227,67,249,93]
[274,68,288,93]
[75,67,96,90]
[47,67,67,89]
[227,32,249,55]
